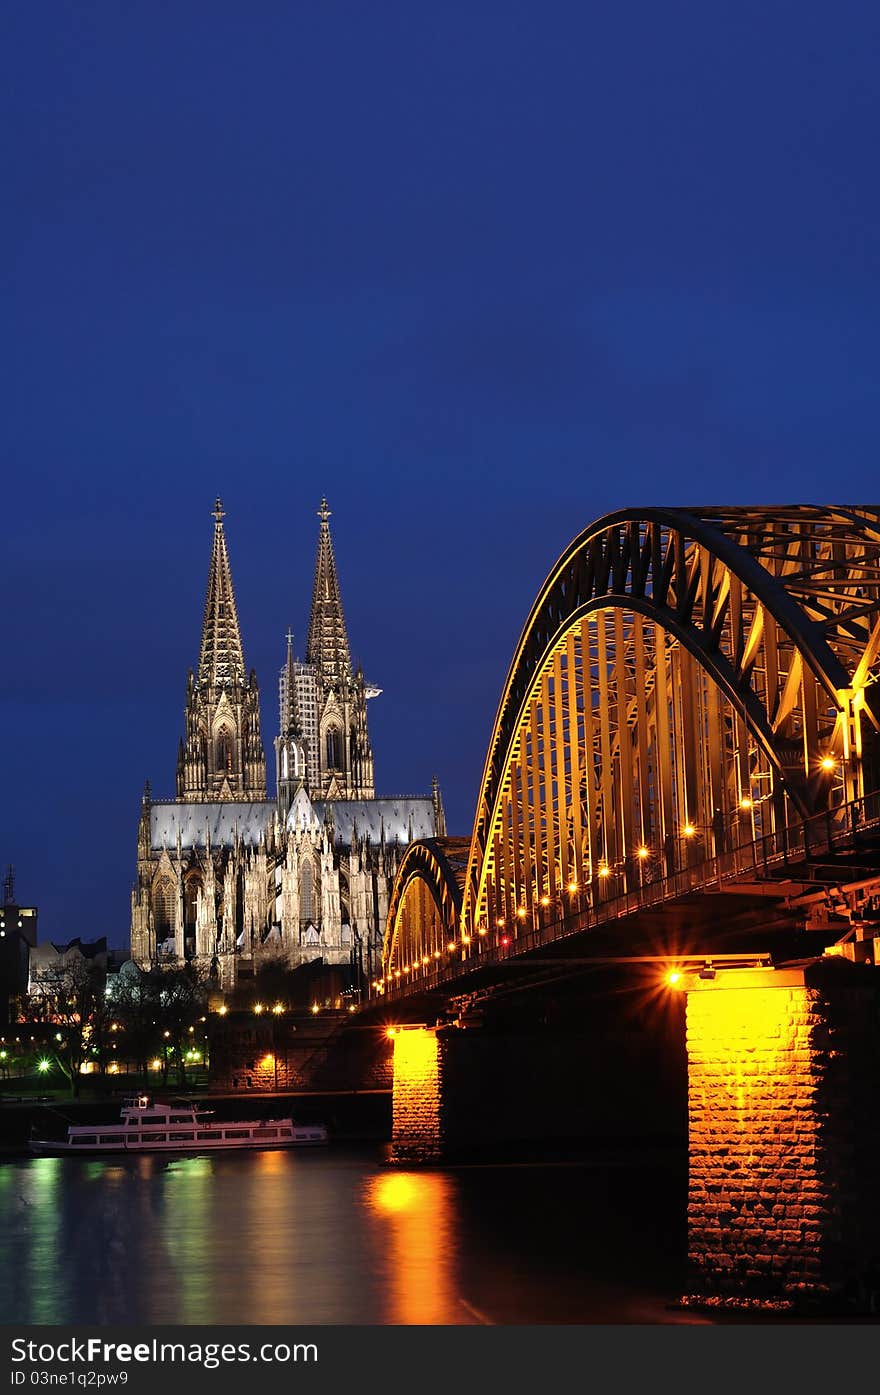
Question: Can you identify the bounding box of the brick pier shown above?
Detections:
[684,962,880,1304]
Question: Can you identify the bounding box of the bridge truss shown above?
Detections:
[382,507,880,985]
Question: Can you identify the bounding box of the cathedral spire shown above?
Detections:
[276,628,307,815]
[198,497,246,688]
[177,498,266,802]
[432,775,447,837]
[283,629,300,736]
[306,497,352,687]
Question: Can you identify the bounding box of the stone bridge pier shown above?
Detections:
[387,959,880,1308]
[682,959,880,1307]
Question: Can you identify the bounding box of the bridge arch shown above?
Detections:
[379,506,880,987]
[382,837,469,982]
[460,506,880,939]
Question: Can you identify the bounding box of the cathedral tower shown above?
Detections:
[177,499,267,801]
[303,498,376,800]
[275,630,307,817]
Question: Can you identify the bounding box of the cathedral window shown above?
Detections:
[326,727,341,769]
[153,876,174,940]
[216,726,233,773]
[185,875,202,929]
[300,858,315,922]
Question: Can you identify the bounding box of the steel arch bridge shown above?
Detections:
[381,506,880,987]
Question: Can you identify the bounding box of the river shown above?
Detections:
[0,1143,706,1325]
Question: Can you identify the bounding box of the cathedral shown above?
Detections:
[130,498,445,989]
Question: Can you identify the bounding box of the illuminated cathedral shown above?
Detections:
[130,498,444,989]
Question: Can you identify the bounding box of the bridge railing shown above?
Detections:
[376,790,880,1003]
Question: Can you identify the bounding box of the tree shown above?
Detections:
[112,963,208,1087]
[150,963,208,1088]
[110,967,161,1077]
[29,956,107,1096]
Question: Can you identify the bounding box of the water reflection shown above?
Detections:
[0,1147,692,1324]
[161,1157,216,1324]
[365,1172,456,1324]
[22,1157,61,1324]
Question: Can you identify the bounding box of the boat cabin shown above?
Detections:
[120,1095,206,1125]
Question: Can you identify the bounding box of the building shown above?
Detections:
[0,867,37,1028]
[130,498,444,990]
[28,936,109,1013]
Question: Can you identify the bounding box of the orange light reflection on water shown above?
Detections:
[254,1147,286,1176]
[365,1170,457,1324]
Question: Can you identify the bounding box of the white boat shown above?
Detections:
[28,1095,329,1155]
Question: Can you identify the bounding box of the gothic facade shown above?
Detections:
[130,499,444,990]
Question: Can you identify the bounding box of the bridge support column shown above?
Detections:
[389,1026,444,1163]
[683,961,880,1308]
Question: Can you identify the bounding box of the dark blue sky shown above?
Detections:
[2,3,879,947]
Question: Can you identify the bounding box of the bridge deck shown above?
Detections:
[373,791,880,1010]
